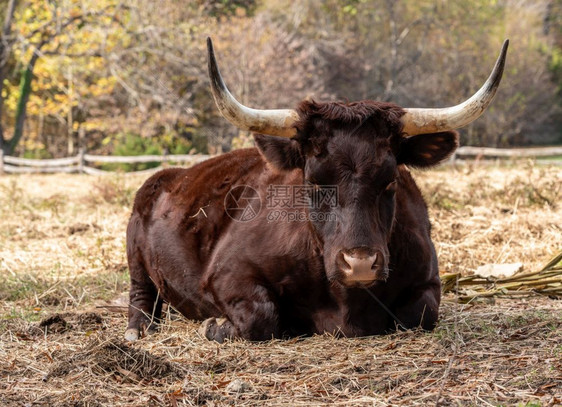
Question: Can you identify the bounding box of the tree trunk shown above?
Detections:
[67,64,74,155]
[0,0,19,152]
[384,0,398,101]
[7,52,39,155]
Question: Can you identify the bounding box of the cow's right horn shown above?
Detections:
[207,38,299,138]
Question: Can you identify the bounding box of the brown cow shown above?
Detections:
[125,38,508,342]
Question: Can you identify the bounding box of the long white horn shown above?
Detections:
[401,39,509,136]
[207,38,299,138]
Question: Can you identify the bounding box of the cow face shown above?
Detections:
[255,100,458,287]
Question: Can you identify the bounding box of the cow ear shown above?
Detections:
[396,131,459,168]
[254,134,304,171]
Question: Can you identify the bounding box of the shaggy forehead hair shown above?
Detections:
[294,99,406,139]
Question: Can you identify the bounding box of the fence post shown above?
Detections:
[450,151,458,169]
[78,148,85,173]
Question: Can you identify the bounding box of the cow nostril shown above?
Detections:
[370,253,378,269]
[341,252,352,269]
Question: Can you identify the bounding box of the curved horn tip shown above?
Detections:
[497,39,509,70]
[207,37,218,75]
[502,39,509,51]
[485,39,509,92]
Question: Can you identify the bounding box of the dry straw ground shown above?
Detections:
[1,161,561,406]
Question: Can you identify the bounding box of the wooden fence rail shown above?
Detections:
[0,149,210,174]
[455,146,562,158]
[0,146,561,174]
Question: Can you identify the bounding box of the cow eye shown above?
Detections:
[385,180,397,193]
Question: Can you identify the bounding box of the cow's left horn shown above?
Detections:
[401,39,509,136]
[207,38,299,138]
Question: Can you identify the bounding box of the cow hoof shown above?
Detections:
[199,317,232,343]
[124,328,139,341]
[124,322,159,341]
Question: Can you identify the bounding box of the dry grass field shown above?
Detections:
[1,161,561,406]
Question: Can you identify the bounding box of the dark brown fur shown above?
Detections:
[126,100,458,341]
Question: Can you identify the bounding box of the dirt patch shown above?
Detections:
[35,312,105,336]
[46,337,183,383]
[38,314,70,334]
[66,222,99,235]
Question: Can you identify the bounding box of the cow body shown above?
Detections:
[126,101,451,341]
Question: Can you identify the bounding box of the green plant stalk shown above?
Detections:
[8,54,39,155]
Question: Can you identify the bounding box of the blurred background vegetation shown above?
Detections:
[0,0,561,159]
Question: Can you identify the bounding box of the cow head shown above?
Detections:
[207,38,508,287]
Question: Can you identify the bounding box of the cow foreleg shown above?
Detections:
[125,246,163,341]
[125,272,163,341]
[204,280,280,342]
[391,282,440,331]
